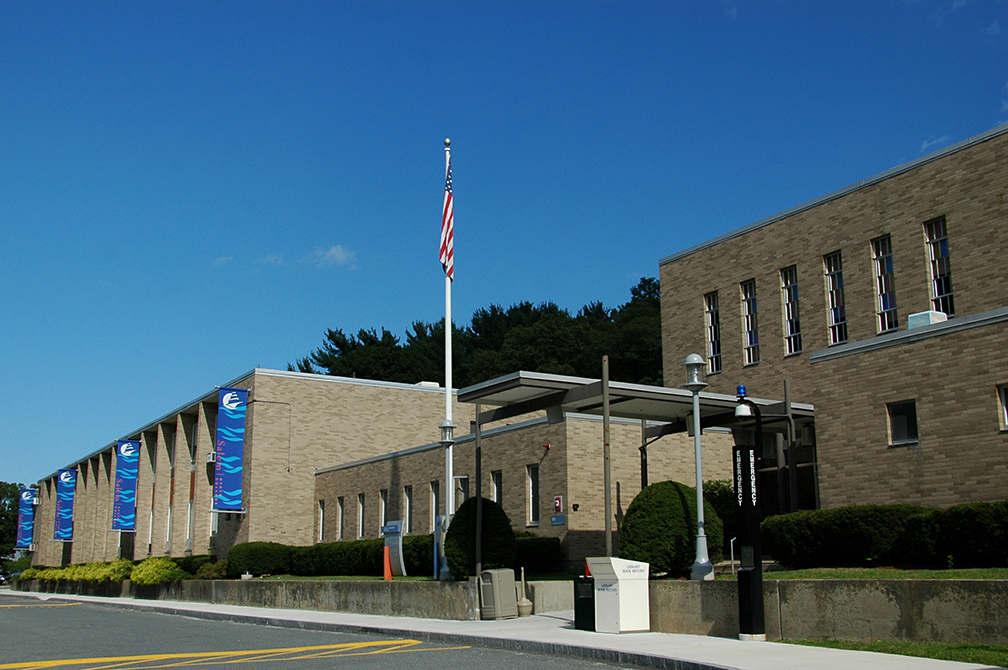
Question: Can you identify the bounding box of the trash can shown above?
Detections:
[585,557,650,633]
[573,576,595,631]
[480,568,518,620]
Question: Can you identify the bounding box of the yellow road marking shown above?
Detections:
[0,603,81,609]
[0,639,471,669]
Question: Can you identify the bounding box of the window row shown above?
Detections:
[318,465,542,542]
[889,385,1008,446]
[704,216,954,372]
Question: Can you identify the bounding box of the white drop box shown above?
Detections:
[585,556,650,633]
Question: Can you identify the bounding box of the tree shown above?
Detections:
[0,481,24,561]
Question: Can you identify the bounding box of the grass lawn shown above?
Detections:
[719,566,1008,580]
[781,638,1008,667]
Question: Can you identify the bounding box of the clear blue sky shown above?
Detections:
[2,1,1006,486]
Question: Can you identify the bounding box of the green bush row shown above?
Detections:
[762,500,1008,569]
[16,555,224,587]
[226,536,435,579]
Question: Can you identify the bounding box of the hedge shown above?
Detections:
[514,535,562,575]
[762,500,1008,569]
[226,542,293,578]
[444,497,516,579]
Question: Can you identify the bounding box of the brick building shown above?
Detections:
[659,122,1008,510]
[31,369,472,566]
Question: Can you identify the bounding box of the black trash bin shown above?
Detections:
[573,575,595,631]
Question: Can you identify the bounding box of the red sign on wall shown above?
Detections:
[554,495,563,513]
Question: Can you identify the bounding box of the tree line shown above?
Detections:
[289,277,662,389]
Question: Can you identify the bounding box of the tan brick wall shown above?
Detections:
[314,414,734,566]
[660,127,1008,508]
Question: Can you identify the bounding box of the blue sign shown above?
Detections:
[16,488,35,548]
[112,440,140,531]
[213,387,248,511]
[551,514,567,526]
[54,469,77,541]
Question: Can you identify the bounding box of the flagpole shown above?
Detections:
[440,137,456,526]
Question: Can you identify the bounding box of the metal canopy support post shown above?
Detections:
[602,356,612,557]
[475,402,482,577]
[639,419,648,490]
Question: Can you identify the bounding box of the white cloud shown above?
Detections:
[920,135,951,153]
[214,256,232,267]
[303,245,356,268]
[984,20,1000,36]
[260,254,284,266]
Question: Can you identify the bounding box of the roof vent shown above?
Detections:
[416,381,440,388]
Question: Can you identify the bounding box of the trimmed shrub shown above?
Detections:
[402,534,434,576]
[444,497,516,579]
[131,557,189,586]
[17,567,41,582]
[619,480,723,578]
[703,479,737,556]
[514,534,562,575]
[763,504,931,568]
[934,500,1008,569]
[226,542,292,578]
[194,560,228,579]
[173,554,216,576]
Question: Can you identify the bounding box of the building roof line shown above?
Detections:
[659,121,1008,267]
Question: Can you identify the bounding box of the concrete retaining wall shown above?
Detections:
[649,579,1008,644]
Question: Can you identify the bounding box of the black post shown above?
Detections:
[475,403,482,577]
[733,402,765,640]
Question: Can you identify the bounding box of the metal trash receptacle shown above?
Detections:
[573,576,595,631]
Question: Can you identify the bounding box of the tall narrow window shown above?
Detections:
[887,400,918,445]
[924,217,954,317]
[403,485,413,534]
[823,251,848,345]
[704,292,722,373]
[491,470,503,504]
[527,465,540,526]
[998,385,1008,431]
[780,266,802,355]
[740,279,760,365]
[872,235,898,333]
[430,481,440,531]
[357,493,365,539]
[380,489,388,533]
[318,500,325,542]
[336,496,344,541]
[455,476,469,510]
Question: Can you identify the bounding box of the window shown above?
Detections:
[924,217,954,317]
[357,493,365,539]
[704,292,722,373]
[823,251,847,345]
[336,496,344,541]
[780,266,802,355]
[872,235,898,333]
[380,489,388,533]
[455,476,469,511]
[740,279,760,365]
[403,485,413,534]
[430,481,440,530]
[491,470,503,504]
[318,500,325,542]
[887,400,918,445]
[527,464,540,526]
[998,385,1008,431]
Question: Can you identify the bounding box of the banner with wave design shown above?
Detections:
[112,439,140,531]
[213,387,247,511]
[16,488,35,548]
[54,469,77,541]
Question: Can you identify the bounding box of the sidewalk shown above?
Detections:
[2,589,996,670]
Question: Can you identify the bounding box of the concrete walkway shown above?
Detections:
[2,589,997,670]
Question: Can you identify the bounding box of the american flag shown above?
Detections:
[440,156,454,281]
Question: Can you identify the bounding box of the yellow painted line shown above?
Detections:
[0,603,81,609]
[0,639,470,670]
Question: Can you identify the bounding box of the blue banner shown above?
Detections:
[16,488,35,548]
[112,439,140,531]
[213,387,247,511]
[54,469,77,541]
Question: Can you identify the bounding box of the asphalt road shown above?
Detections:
[0,593,634,669]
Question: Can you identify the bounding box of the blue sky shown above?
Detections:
[2,1,1006,486]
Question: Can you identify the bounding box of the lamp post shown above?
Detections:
[683,354,714,581]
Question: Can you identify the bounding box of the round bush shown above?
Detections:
[619,480,723,578]
[131,557,188,586]
[444,497,516,579]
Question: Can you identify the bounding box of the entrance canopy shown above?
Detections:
[458,370,814,436]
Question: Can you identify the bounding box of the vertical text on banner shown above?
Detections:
[16,488,35,548]
[213,387,247,511]
[112,439,140,531]
[54,469,77,541]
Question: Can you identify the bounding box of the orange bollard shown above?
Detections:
[383,545,392,581]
